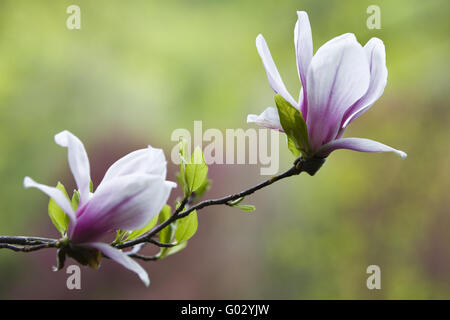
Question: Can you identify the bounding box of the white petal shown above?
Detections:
[23,176,76,224]
[294,11,313,98]
[247,107,283,131]
[315,137,407,158]
[101,146,167,184]
[54,131,91,205]
[256,34,298,108]
[70,174,176,243]
[88,242,150,286]
[306,33,370,151]
[342,38,388,128]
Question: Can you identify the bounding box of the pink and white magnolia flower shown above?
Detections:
[248,11,406,159]
[24,130,176,286]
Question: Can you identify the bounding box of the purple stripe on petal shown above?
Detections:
[70,174,175,243]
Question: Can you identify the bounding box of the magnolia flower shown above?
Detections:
[24,130,176,286]
[248,11,406,159]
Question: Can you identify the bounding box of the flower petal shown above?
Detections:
[54,131,91,206]
[305,33,370,151]
[342,38,388,128]
[23,176,76,224]
[247,107,283,131]
[294,11,313,118]
[315,137,407,158]
[101,146,167,184]
[87,242,150,286]
[70,174,176,243]
[256,34,298,108]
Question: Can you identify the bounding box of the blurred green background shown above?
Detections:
[0,0,449,299]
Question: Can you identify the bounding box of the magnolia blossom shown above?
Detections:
[248,11,406,159]
[24,131,176,286]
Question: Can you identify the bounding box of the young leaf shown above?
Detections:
[126,213,160,241]
[190,178,211,203]
[159,241,187,259]
[177,138,189,196]
[48,182,71,236]
[275,94,310,157]
[113,230,128,245]
[174,210,198,243]
[232,204,256,212]
[71,190,80,211]
[158,205,174,246]
[185,147,208,193]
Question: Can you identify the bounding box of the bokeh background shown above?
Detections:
[0,0,449,299]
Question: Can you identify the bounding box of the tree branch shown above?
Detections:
[117,157,324,250]
[0,157,325,260]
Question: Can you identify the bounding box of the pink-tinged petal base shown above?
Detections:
[88,242,149,286]
[70,174,175,243]
[315,137,407,158]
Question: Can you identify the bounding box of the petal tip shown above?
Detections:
[54,130,70,146]
[23,176,33,188]
[247,114,257,123]
[398,150,407,159]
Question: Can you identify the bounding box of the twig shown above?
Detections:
[0,242,57,252]
[117,158,317,250]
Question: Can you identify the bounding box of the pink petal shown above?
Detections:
[101,146,168,184]
[294,11,313,118]
[88,242,150,286]
[23,177,76,224]
[306,33,370,152]
[315,137,407,158]
[256,34,298,108]
[247,107,283,131]
[70,174,175,243]
[341,38,388,128]
[54,131,91,206]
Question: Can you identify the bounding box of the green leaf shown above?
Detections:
[158,205,174,246]
[227,197,245,206]
[174,210,198,243]
[113,230,128,245]
[185,147,208,193]
[71,190,80,211]
[177,138,189,196]
[232,204,256,212]
[159,241,187,259]
[191,178,211,202]
[275,94,310,158]
[126,213,160,241]
[48,182,70,236]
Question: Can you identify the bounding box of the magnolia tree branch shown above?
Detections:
[116,157,325,250]
[0,157,325,259]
